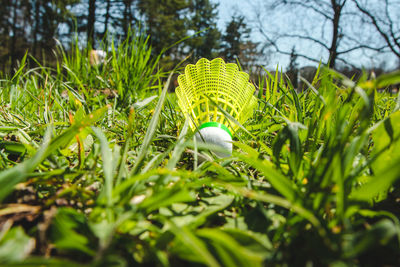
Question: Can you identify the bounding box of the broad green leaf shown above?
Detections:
[133,95,157,110]
[0,226,35,263]
[51,208,95,256]
[139,185,195,212]
[168,223,220,267]
[344,219,398,258]
[160,194,234,228]
[350,159,400,201]
[197,228,265,267]
[236,151,299,202]
[371,110,400,174]
[214,179,326,238]
[375,70,400,88]
[0,141,26,156]
[3,257,84,266]
[221,228,273,252]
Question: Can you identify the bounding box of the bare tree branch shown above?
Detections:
[275,0,333,20]
[265,43,323,64]
[384,0,400,49]
[253,0,400,69]
[352,0,400,58]
[336,56,358,69]
[279,33,330,50]
[257,25,325,65]
[337,44,388,55]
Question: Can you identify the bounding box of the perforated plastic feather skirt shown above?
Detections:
[176,58,257,133]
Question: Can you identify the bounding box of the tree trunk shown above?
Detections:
[33,0,41,58]
[87,0,96,48]
[10,0,18,71]
[328,0,342,69]
[102,0,111,39]
[123,0,133,38]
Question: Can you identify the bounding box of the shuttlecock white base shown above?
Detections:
[195,122,232,158]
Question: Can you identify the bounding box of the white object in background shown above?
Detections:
[89,49,107,66]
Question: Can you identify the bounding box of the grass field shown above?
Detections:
[1,35,400,266]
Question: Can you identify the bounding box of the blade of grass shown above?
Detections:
[130,72,173,175]
[167,221,221,267]
[92,127,113,210]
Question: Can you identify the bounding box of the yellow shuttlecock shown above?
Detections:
[176,58,257,157]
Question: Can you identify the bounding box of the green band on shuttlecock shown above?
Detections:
[198,122,232,138]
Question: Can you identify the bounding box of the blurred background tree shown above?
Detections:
[137,0,190,59]
[0,0,399,79]
[220,15,250,62]
[286,46,299,89]
[0,0,78,73]
[187,0,221,61]
[253,0,400,70]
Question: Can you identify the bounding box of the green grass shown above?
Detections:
[1,32,400,266]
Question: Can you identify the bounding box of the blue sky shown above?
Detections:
[215,0,311,69]
[215,0,398,71]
